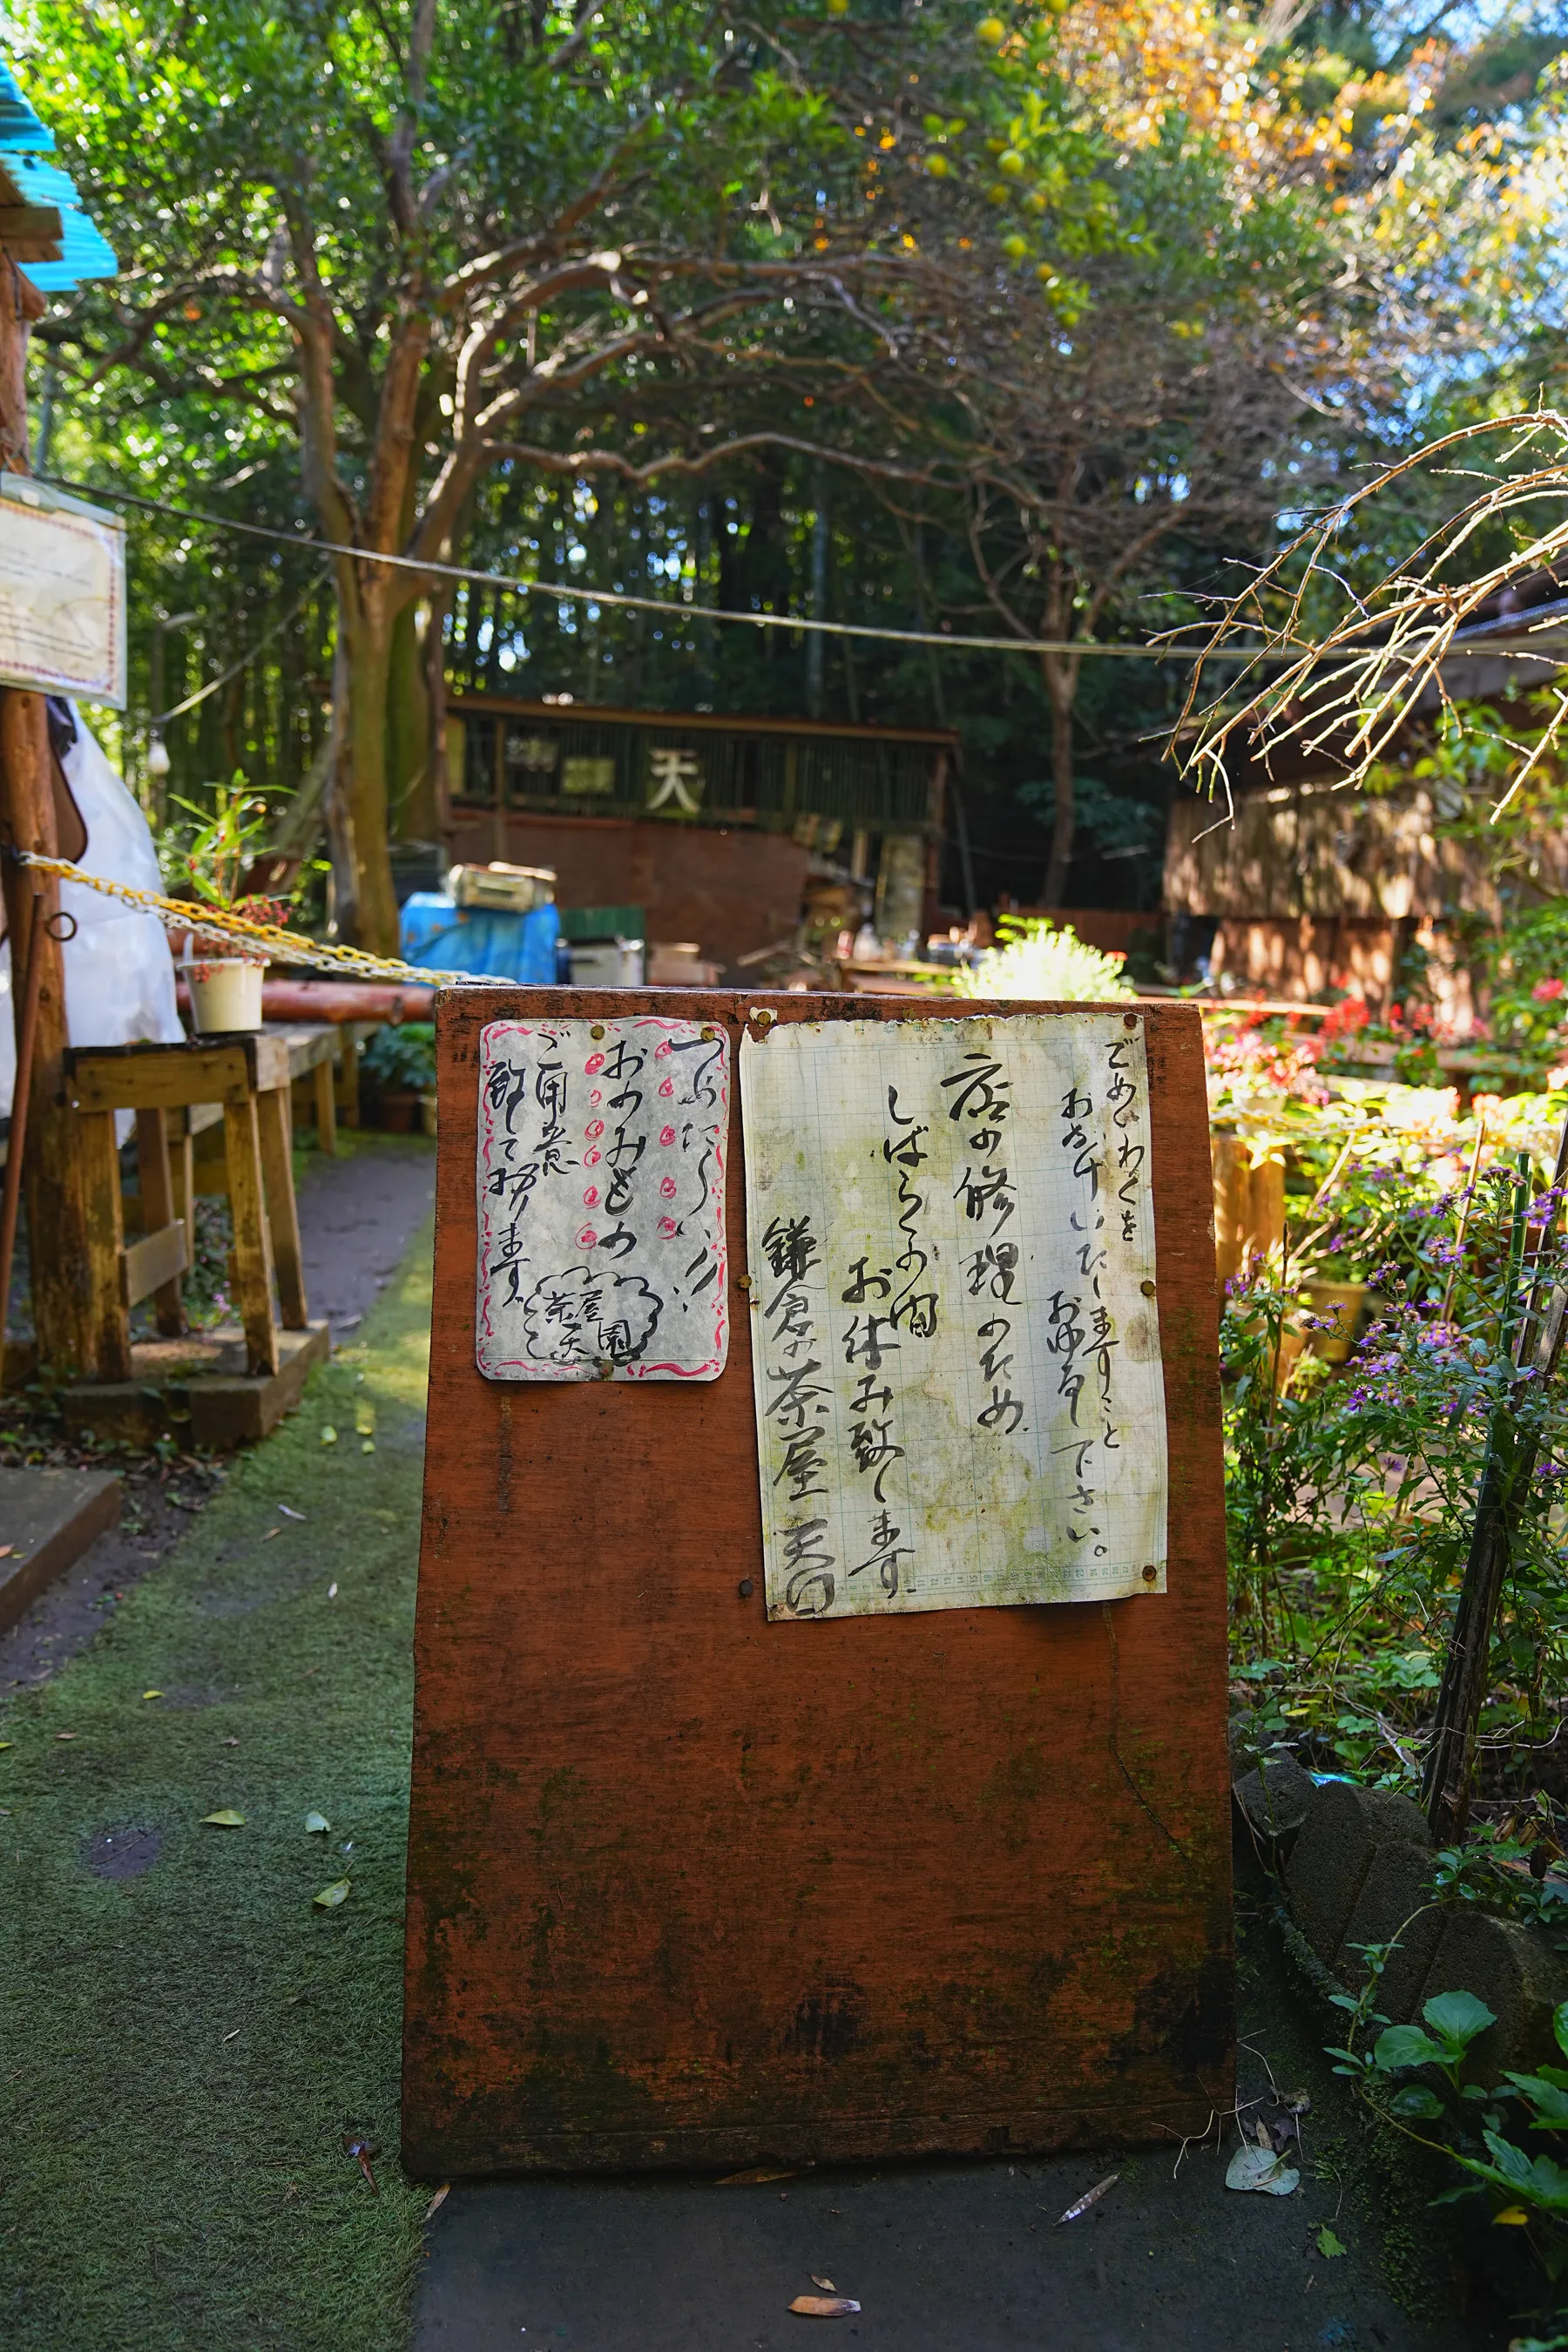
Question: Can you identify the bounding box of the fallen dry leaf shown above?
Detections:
[220,1737,240,1747]
[278,1504,306,1521]
[0,1544,14,1559]
[424,2184,450,2222]
[343,2132,379,2193]
[1225,2144,1299,2197]
[810,2277,836,2293]
[1058,2173,1119,2223]
[56,1732,78,1742]
[789,2297,860,2319]
[313,1877,351,1908]
[305,1810,331,1834]
[201,1808,246,1827]
[142,1690,164,1701]
[717,2167,796,2185]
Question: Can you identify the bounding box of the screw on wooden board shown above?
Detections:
[591,1024,605,1039]
[1123,1012,1139,1028]
[749,1006,776,1033]
[595,1359,614,1381]
[701,1025,719,1042]
[735,1274,752,1292]
[738,1578,755,1599]
[1142,1565,1159,1585]
[1140,1280,1157,1297]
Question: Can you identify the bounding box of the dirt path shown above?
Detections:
[0,1138,435,1696]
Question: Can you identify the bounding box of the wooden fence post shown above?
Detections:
[0,272,103,1377]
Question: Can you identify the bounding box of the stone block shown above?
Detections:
[1418,1910,1568,2083]
[1335,1841,1443,2018]
[1233,1754,1314,1851]
[0,1466,121,1635]
[1284,1780,1430,1966]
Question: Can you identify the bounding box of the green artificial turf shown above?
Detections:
[0,1226,436,2351]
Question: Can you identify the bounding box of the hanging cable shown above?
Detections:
[152,563,335,727]
[43,471,1261,663]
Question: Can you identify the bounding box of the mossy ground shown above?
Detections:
[0,1223,434,2351]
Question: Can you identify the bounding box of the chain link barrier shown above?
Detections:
[10,850,507,987]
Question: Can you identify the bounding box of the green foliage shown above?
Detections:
[164,777,271,909]
[361,1023,436,1095]
[1224,1152,1568,1785]
[952,915,1135,1001]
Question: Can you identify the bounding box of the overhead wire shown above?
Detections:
[151,561,335,727]
[44,471,1260,663]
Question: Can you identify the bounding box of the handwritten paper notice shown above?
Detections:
[0,483,125,706]
[476,1017,730,1382]
[740,1013,1166,1619]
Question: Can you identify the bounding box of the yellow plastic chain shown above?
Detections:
[13,850,504,988]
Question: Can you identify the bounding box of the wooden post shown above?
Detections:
[221,1095,280,1375]
[312,1057,337,1154]
[135,1108,187,1337]
[0,266,104,1376]
[0,695,102,1375]
[76,1106,132,1378]
[256,1084,308,1329]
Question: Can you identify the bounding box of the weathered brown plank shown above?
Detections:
[120,1220,188,1310]
[402,990,1232,2179]
[312,1058,337,1154]
[220,1097,279,1376]
[256,1086,308,1330]
[77,1107,132,1382]
[68,1033,291,1111]
[135,1108,187,1335]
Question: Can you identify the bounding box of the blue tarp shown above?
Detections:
[400,892,560,985]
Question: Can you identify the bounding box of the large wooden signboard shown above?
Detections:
[403,990,1231,2177]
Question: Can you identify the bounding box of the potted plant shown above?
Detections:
[362,1021,436,1132]
[167,781,290,1034]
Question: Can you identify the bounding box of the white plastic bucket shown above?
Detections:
[187,958,264,1033]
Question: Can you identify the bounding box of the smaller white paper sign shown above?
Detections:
[0,479,126,706]
[476,1016,730,1382]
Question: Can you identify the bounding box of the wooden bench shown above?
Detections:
[66,1032,308,1381]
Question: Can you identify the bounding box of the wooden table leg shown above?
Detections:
[136,1108,187,1337]
[257,1085,308,1331]
[336,1031,362,1129]
[166,1114,195,1250]
[313,1058,337,1156]
[78,1107,132,1381]
[222,1097,280,1375]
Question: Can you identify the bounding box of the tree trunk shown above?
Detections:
[328,591,401,955]
[1040,653,1078,909]
[386,595,435,842]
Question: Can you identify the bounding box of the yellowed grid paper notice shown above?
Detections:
[741,1013,1166,1620]
[0,484,125,706]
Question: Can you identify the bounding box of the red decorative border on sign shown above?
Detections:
[476,1016,729,1382]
